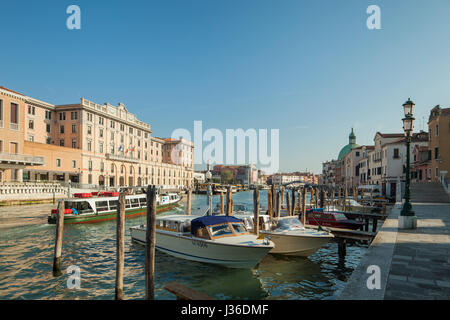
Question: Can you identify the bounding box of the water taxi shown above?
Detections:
[47,192,181,224]
[130,215,274,269]
[233,214,334,256]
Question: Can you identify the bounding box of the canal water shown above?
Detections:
[0,191,368,300]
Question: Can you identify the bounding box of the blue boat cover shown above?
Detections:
[191,215,242,235]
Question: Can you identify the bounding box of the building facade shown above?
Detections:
[428,105,450,182]
[0,87,194,188]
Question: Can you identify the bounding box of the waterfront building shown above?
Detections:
[322,160,339,187]
[0,87,44,182]
[411,145,431,182]
[379,131,428,197]
[428,105,450,182]
[0,86,194,188]
[193,171,206,184]
[212,164,258,184]
[357,146,374,185]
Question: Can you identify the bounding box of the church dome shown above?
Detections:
[338,128,359,160]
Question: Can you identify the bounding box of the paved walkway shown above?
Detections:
[338,202,450,300]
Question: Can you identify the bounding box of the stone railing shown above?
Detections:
[0,152,44,165]
[0,182,67,197]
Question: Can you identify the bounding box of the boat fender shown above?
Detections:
[71,208,79,215]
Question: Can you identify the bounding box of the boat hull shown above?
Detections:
[130,228,273,269]
[47,200,180,224]
[262,231,333,256]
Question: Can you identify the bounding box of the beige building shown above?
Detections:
[0,87,44,182]
[428,105,450,182]
[0,86,194,188]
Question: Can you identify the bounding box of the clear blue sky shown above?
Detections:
[1,0,450,174]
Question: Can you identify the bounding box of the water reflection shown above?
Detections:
[0,191,367,300]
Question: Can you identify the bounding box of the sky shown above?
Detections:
[1,0,450,174]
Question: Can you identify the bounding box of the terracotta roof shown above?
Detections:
[0,86,25,96]
[442,108,450,116]
[376,132,404,138]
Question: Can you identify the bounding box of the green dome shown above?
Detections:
[338,143,359,160]
[338,128,359,160]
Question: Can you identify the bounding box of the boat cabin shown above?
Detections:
[59,193,179,215]
[190,216,249,240]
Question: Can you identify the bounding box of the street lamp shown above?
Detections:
[399,98,416,229]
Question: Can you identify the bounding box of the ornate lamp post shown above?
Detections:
[399,98,417,229]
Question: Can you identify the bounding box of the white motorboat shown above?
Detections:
[232,211,334,256]
[130,214,274,269]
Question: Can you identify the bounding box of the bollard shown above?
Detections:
[52,201,65,277]
[145,185,157,300]
[115,193,125,300]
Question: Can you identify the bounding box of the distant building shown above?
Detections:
[212,164,258,184]
[412,145,431,182]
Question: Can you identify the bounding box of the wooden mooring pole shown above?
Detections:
[276,191,281,218]
[52,201,64,276]
[186,188,192,216]
[219,191,224,214]
[267,187,273,218]
[271,184,276,217]
[253,188,259,236]
[145,185,157,300]
[115,193,125,300]
[286,191,291,217]
[226,186,232,216]
[338,238,347,259]
[291,189,296,216]
[301,188,307,225]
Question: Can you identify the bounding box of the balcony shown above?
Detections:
[0,152,44,166]
[105,153,140,163]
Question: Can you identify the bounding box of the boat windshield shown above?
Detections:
[276,217,304,230]
[333,213,348,220]
[233,204,247,212]
[64,201,94,214]
[208,224,234,238]
[231,222,247,234]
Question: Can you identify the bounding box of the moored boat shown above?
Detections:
[232,213,334,256]
[47,192,181,224]
[303,208,364,230]
[130,215,274,269]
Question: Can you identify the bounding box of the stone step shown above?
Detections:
[410,182,450,203]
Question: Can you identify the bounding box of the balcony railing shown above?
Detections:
[0,152,44,165]
[105,153,140,163]
[10,123,19,130]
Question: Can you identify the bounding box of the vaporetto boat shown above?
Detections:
[47,192,182,224]
[130,215,275,269]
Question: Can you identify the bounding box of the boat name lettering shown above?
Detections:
[191,239,207,248]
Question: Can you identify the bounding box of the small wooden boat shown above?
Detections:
[47,192,181,224]
[130,215,274,269]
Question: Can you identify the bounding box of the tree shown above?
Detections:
[221,170,234,184]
